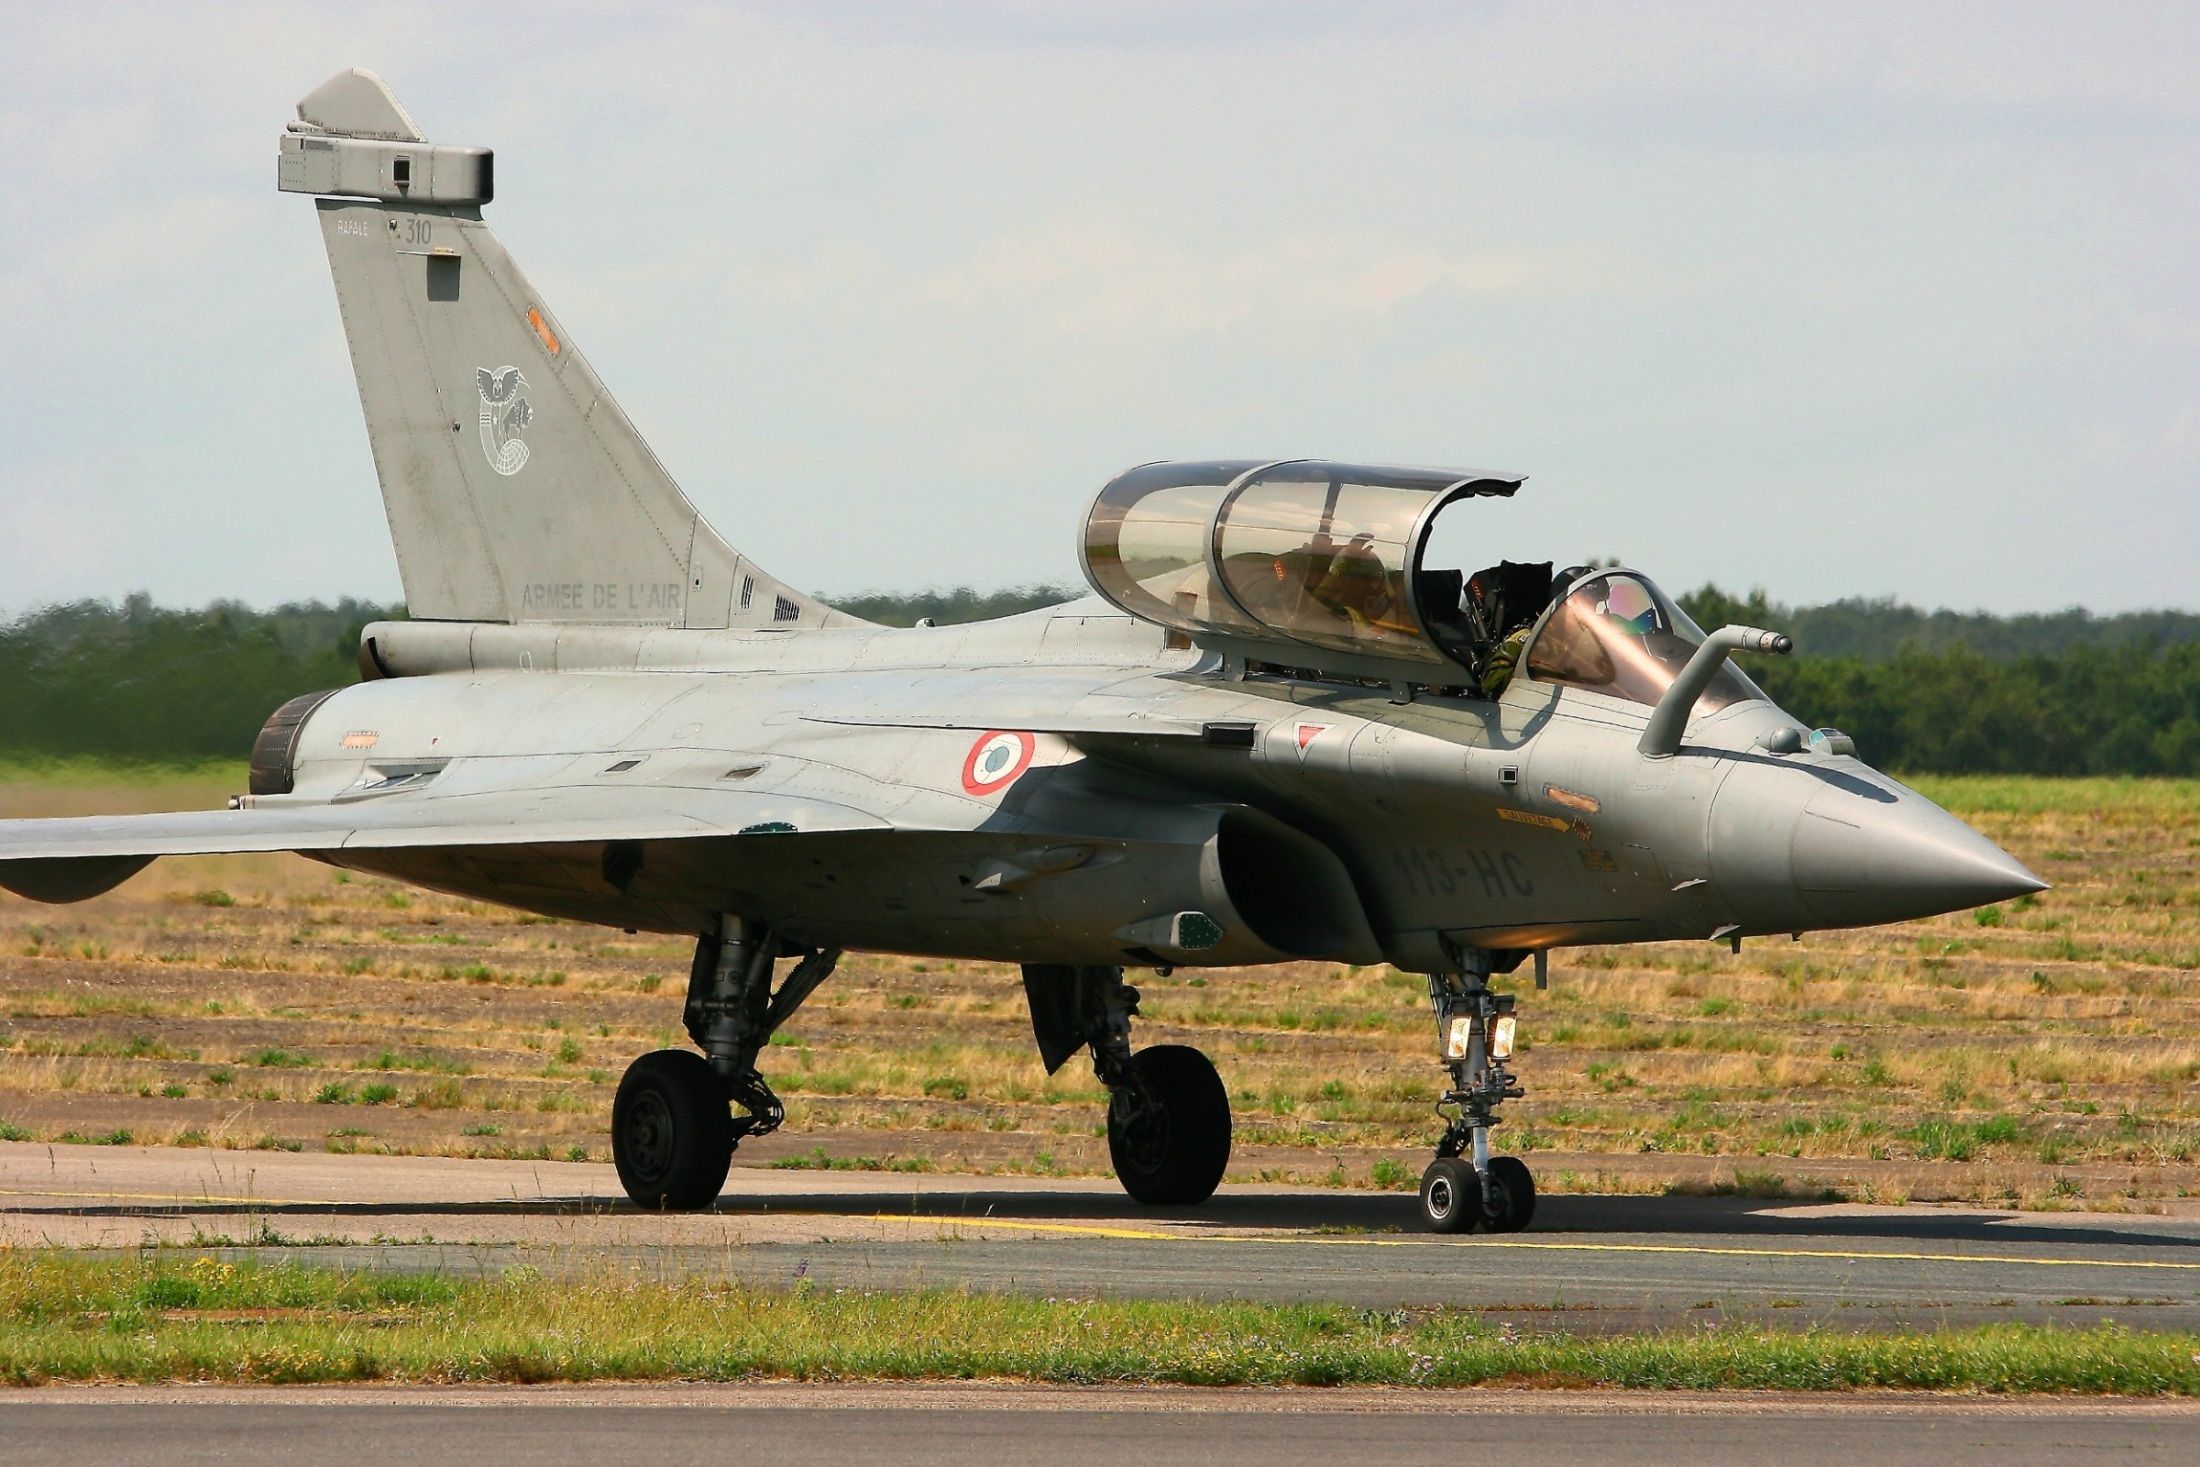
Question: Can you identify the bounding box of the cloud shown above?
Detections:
[1,2,2196,613]
[910,221,1644,341]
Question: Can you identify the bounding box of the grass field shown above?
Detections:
[0,763,2194,1208]
[2,1253,2194,1393]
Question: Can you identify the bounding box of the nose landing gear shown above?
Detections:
[1418,961,1535,1233]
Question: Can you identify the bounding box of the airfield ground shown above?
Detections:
[8,1142,2200,1340]
[1,768,2196,1406]
[2,1140,2200,1399]
[0,767,2192,1210]
[4,1387,2195,1465]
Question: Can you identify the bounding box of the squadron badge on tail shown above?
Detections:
[475,366,532,476]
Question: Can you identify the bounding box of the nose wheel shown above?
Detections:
[1420,1153,1535,1234]
[1416,962,1537,1233]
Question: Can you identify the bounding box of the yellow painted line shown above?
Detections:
[864,1214,2200,1273]
[3,1188,347,1207]
[8,1190,2198,1275]
[872,1214,1187,1243]
[1446,1239,2200,1272]
[0,1187,608,1210]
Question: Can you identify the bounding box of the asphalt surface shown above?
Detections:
[7,1142,2200,1333]
[1,1386,2194,1465]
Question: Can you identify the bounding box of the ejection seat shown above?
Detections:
[1415,567,1474,668]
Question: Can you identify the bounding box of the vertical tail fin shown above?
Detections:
[279,69,848,630]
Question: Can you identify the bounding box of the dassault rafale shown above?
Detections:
[0,72,2045,1232]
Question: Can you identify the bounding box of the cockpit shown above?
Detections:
[1081,459,1523,684]
[1080,459,1771,714]
[1524,570,1767,713]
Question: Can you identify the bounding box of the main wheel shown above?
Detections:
[1419,1157,1476,1233]
[1107,1044,1231,1205]
[1486,1155,1536,1233]
[612,1050,734,1210]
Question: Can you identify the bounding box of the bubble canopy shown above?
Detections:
[1081,460,1524,682]
[1524,570,1769,713]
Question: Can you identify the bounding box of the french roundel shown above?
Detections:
[961,730,1036,797]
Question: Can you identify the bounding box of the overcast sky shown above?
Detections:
[3,2,2195,615]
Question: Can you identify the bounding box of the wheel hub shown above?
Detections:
[621,1089,674,1183]
[1109,1086,1171,1175]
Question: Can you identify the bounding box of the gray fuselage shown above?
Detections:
[270,598,2033,976]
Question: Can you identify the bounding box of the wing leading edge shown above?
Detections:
[0,786,887,904]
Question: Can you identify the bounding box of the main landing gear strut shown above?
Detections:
[1418,955,1536,1233]
[1021,964,1231,1205]
[611,916,839,1209]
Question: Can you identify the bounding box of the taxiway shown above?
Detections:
[5,1142,2198,1333]
[1,1384,2195,1465]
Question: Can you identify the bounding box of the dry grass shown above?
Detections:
[0,766,2193,1207]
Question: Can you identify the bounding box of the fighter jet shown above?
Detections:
[0,71,2045,1232]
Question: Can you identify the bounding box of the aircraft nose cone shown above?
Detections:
[1791,776,2046,926]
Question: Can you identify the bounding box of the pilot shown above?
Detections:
[1239,547,1322,623]
[1310,532,1398,629]
[1479,622,1530,699]
[1476,566,1588,699]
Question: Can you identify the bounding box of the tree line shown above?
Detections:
[1675,586,2200,776]
[0,587,2193,775]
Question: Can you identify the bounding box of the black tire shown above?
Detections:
[1107,1044,1231,1205]
[612,1050,733,1210]
[1419,1157,1476,1233]
[1486,1155,1536,1233]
